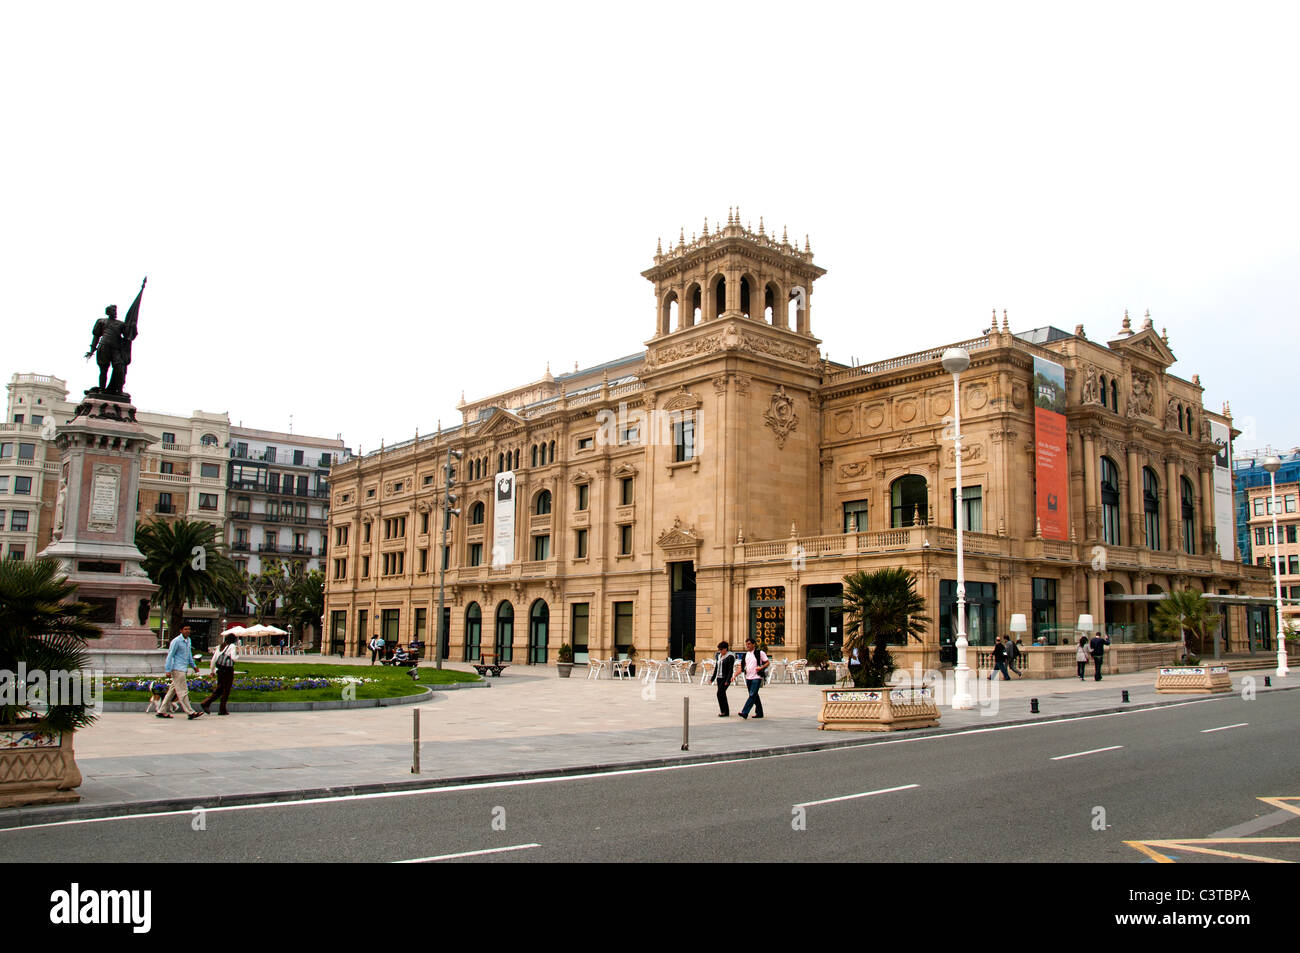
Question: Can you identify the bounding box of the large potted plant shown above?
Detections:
[818,568,939,731]
[557,643,574,677]
[1151,590,1230,694]
[0,558,102,807]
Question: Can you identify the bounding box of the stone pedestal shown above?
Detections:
[38,392,162,660]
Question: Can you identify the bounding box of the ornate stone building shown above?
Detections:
[324,213,1272,665]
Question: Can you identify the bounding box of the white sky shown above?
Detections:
[4,1,1297,455]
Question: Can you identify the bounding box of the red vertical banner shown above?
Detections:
[1033,356,1069,541]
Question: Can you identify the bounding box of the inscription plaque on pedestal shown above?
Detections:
[89,466,120,532]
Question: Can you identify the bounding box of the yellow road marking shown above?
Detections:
[1127,797,1300,863]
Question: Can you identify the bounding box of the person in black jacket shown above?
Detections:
[987,636,1011,681]
[712,641,736,716]
[1089,631,1112,681]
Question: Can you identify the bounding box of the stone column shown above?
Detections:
[1199,466,1215,554]
[1127,447,1144,546]
[1166,457,1179,552]
[1083,432,1099,540]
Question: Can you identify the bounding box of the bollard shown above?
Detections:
[1265,676,1272,687]
[411,707,420,774]
[1122,690,1130,703]
[682,697,689,751]
[1030,698,1039,714]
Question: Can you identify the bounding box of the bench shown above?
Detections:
[472,655,509,677]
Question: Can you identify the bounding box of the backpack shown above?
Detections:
[216,646,235,670]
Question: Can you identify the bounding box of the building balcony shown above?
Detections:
[232,541,251,552]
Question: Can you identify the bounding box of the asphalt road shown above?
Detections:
[5,690,1297,863]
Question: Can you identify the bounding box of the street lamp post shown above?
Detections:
[436,448,463,671]
[1262,456,1290,677]
[942,347,974,709]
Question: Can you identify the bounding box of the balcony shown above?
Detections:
[232,541,251,552]
[231,511,251,521]
[258,543,280,553]
[154,504,175,514]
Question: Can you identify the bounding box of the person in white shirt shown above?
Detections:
[739,638,770,720]
[201,634,239,716]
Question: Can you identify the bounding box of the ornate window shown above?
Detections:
[890,475,928,528]
[1143,467,1161,549]
[1181,476,1196,554]
[1100,456,1121,545]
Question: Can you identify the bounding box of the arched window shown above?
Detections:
[890,475,928,528]
[739,275,754,318]
[1099,376,1108,409]
[1143,467,1161,549]
[530,445,538,468]
[1110,379,1118,411]
[549,440,556,464]
[464,603,482,661]
[1100,456,1121,545]
[498,453,504,473]
[535,490,552,515]
[711,274,726,319]
[513,448,520,470]
[528,599,549,664]
[200,433,219,447]
[495,602,514,662]
[685,283,702,326]
[1181,476,1196,554]
[470,501,485,525]
[1177,405,1184,432]
[764,282,783,326]
[663,291,679,333]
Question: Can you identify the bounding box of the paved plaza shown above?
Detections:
[0,655,1289,828]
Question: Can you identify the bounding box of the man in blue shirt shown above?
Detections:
[158,624,204,719]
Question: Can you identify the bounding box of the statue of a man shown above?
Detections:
[86,278,146,396]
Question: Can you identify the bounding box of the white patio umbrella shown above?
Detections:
[220,624,248,637]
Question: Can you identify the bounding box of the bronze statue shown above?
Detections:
[86,278,146,396]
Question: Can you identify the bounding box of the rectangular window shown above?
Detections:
[577,436,594,451]
[265,447,277,462]
[533,534,550,561]
[842,499,868,533]
[0,477,7,493]
[620,477,633,506]
[571,603,589,662]
[423,474,433,486]
[1288,525,1298,544]
[162,432,176,444]
[201,463,220,479]
[613,601,634,658]
[17,443,35,461]
[619,524,632,555]
[357,609,369,649]
[1254,499,1265,516]
[574,528,588,558]
[950,486,983,533]
[8,545,25,560]
[1288,495,1297,514]
[421,512,429,534]
[419,548,428,573]
[12,415,22,424]
[469,542,483,566]
[362,555,370,578]
[297,475,309,495]
[577,484,589,511]
[1032,578,1058,643]
[414,608,427,643]
[442,546,450,571]
[1290,555,1300,576]
[157,492,173,514]
[330,610,347,653]
[30,415,42,426]
[748,586,786,646]
[333,558,347,580]
[673,414,696,462]
[13,476,31,495]
[199,493,218,511]
[1257,528,1267,546]
[382,609,399,642]
[619,425,639,446]
[335,525,349,546]
[363,522,372,542]
[938,580,999,647]
[1257,556,1268,567]
[10,510,29,532]
[294,449,304,465]
[160,461,174,475]
[0,443,11,459]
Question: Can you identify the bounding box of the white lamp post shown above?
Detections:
[942,347,974,709]
[1262,456,1290,677]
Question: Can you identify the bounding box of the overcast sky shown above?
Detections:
[4,1,1296,456]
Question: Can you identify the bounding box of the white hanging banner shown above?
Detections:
[1210,421,1235,561]
[492,471,516,567]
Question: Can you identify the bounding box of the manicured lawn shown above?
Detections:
[101,661,478,704]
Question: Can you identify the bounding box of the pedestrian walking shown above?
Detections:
[1089,630,1112,681]
[738,638,769,719]
[986,635,1011,681]
[157,624,204,720]
[201,634,238,716]
[1075,635,1090,680]
[712,641,736,716]
[368,635,380,665]
[1006,635,1024,678]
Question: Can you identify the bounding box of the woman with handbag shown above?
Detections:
[201,634,239,716]
[1075,635,1091,681]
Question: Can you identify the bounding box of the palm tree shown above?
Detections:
[1151,588,1220,659]
[841,567,930,687]
[136,517,243,638]
[0,558,101,731]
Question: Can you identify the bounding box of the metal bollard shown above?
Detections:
[1122,690,1130,703]
[682,697,689,751]
[411,707,420,774]
[1030,698,1039,714]
[1265,676,1272,687]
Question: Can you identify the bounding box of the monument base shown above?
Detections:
[87,648,169,675]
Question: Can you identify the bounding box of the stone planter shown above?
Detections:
[1155,665,1231,694]
[0,725,83,808]
[557,662,573,678]
[818,686,940,731]
[809,669,837,685]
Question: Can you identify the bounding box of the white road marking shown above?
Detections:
[1200,723,1248,733]
[0,695,1257,833]
[1051,745,1124,761]
[395,843,540,863]
[796,784,918,808]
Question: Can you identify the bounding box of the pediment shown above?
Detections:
[569,469,592,485]
[473,407,526,437]
[656,518,702,551]
[1107,327,1176,369]
[661,386,702,412]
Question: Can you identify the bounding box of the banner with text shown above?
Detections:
[1211,419,1235,560]
[492,470,516,567]
[1033,356,1069,541]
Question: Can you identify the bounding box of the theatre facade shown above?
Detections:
[324,214,1272,665]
